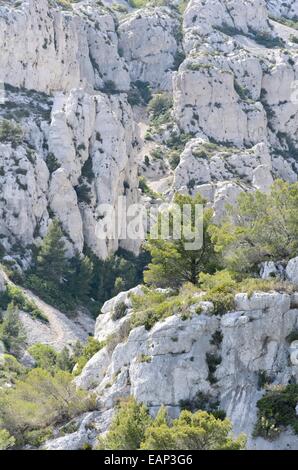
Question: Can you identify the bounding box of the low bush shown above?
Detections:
[97,398,246,450]
[0,368,96,445]
[148,93,173,119]
[0,119,23,146]
[131,287,197,331]
[112,301,127,321]
[254,384,298,439]
[0,284,47,322]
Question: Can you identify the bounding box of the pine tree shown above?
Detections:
[67,252,93,301]
[0,303,26,356]
[144,193,218,288]
[36,219,68,284]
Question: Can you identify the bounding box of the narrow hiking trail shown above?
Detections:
[1,269,94,351]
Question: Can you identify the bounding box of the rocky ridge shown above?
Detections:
[42,256,298,450]
[0,0,298,263]
[0,0,298,451]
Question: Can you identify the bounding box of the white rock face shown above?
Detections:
[0,143,50,246]
[94,285,144,342]
[0,0,298,261]
[0,0,130,94]
[118,7,180,91]
[0,88,141,258]
[260,261,285,280]
[173,62,267,146]
[286,257,298,285]
[173,140,273,194]
[0,1,143,260]
[76,286,298,449]
[267,0,298,19]
[0,271,6,292]
[49,169,84,253]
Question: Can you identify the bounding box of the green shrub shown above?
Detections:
[0,354,26,388]
[234,80,250,100]
[131,287,197,331]
[206,352,222,384]
[0,429,15,450]
[102,80,117,94]
[1,284,47,322]
[257,370,272,390]
[81,157,95,183]
[210,180,298,273]
[23,427,53,447]
[75,183,92,204]
[148,93,173,119]
[290,34,298,43]
[180,391,225,419]
[167,149,181,169]
[203,291,235,316]
[0,368,96,444]
[112,301,127,321]
[0,119,23,146]
[0,304,26,356]
[98,397,245,450]
[28,343,74,373]
[286,329,298,344]
[133,81,152,104]
[97,397,151,450]
[254,384,298,439]
[127,88,142,106]
[138,176,158,198]
[46,153,60,173]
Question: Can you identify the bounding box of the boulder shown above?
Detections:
[286,257,298,285]
[260,261,285,280]
[0,271,6,292]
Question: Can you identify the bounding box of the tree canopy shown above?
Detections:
[210,180,298,274]
[144,193,218,288]
[97,398,246,450]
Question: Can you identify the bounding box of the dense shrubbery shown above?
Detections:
[97,398,246,450]
[0,118,23,146]
[0,368,96,446]
[0,354,26,388]
[0,304,27,356]
[211,180,298,274]
[147,92,173,133]
[145,193,218,288]
[28,343,75,373]
[130,270,296,331]
[131,285,197,330]
[0,429,15,450]
[21,220,149,316]
[254,385,298,439]
[0,284,46,322]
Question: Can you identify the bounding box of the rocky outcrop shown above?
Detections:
[0,0,130,94]
[172,140,273,219]
[286,257,298,285]
[267,0,298,19]
[74,284,298,450]
[0,0,298,261]
[2,1,296,451]
[118,7,180,91]
[0,271,6,292]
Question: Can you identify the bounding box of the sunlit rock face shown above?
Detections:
[0,0,297,259]
[74,283,298,450]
